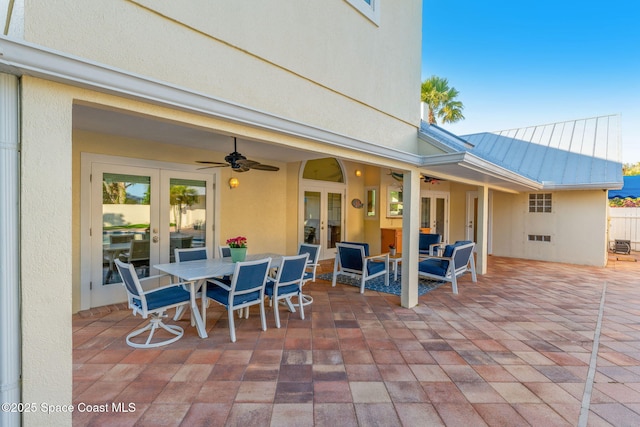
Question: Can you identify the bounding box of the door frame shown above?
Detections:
[299,181,346,260]
[466,190,493,253]
[420,190,450,243]
[80,153,220,310]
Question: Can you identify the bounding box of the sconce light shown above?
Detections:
[228,177,239,189]
[355,169,362,177]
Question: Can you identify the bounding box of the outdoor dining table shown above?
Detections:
[154,253,284,339]
[102,242,132,283]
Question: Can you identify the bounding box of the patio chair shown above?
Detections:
[418,241,477,294]
[118,239,150,276]
[297,242,321,305]
[172,247,214,320]
[114,259,191,348]
[265,253,309,328]
[219,245,231,258]
[204,257,272,342]
[419,233,442,257]
[333,242,389,293]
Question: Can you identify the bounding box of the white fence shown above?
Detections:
[608,207,640,251]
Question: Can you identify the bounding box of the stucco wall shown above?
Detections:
[491,190,608,266]
[21,77,73,426]
[24,0,422,152]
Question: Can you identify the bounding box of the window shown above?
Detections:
[365,187,377,219]
[529,193,552,213]
[345,0,380,25]
[387,187,402,217]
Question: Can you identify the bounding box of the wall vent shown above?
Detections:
[528,234,551,242]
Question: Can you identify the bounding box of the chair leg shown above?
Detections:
[228,308,236,342]
[174,305,186,321]
[126,314,184,349]
[469,256,477,282]
[331,256,339,287]
[259,300,267,332]
[273,297,281,328]
[298,292,305,320]
[451,274,458,295]
[360,276,366,294]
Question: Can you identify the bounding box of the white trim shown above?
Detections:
[80,153,221,310]
[0,72,20,427]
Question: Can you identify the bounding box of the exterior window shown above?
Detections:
[345,0,380,25]
[529,193,552,213]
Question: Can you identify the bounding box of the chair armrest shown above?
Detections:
[138,273,169,282]
[366,253,389,262]
[420,254,452,262]
[429,243,445,255]
[208,278,231,291]
[141,281,190,296]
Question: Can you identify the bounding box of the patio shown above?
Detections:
[72,254,640,426]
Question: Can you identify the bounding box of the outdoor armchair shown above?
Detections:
[297,242,321,305]
[333,242,389,293]
[114,259,191,348]
[265,253,309,328]
[204,257,272,342]
[418,241,477,294]
[419,233,442,257]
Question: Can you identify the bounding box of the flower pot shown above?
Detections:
[229,247,247,263]
[389,248,396,256]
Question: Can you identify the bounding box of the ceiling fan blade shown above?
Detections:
[249,163,280,172]
[236,159,260,168]
[196,160,227,165]
[197,164,229,170]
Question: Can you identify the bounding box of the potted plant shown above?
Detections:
[227,236,248,262]
[389,244,396,256]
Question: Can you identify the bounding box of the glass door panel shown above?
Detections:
[168,178,207,262]
[420,191,449,242]
[102,173,152,284]
[302,188,344,259]
[327,192,343,250]
[304,191,321,245]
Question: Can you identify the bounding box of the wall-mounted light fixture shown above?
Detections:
[228,177,239,189]
[355,169,362,177]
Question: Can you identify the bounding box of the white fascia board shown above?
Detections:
[541,182,624,191]
[422,152,542,190]
[0,36,421,165]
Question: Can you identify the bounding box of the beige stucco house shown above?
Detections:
[0,1,622,425]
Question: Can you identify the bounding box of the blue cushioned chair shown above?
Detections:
[205,257,272,342]
[418,241,477,294]
[297,243,321,306]
[333,242,389,293]
[115,259,191,348]
[265,253,309,328]
[419,233,442,257]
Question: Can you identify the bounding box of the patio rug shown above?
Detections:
[317,273,445,296]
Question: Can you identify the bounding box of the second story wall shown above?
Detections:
[23,0,423,152]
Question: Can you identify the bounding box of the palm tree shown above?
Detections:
[170,185,199,232]
[421,75,465,125]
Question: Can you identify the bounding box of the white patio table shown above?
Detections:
[154,253,283,338]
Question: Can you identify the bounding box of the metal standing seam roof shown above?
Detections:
[458,115,624,190]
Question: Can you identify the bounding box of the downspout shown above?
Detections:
[0,73,21,427]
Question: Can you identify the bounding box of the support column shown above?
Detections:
[0,73,21,427]
[400,169,421,308]
[476,185,489,274]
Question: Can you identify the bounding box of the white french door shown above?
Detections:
[83,158,214,309]
[466,191,492,251]
[301,185,345,260]
[420,191,449,242]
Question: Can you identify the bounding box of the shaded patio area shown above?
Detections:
[73,254,640,426]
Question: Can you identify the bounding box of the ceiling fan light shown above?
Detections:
[228,177,239,189]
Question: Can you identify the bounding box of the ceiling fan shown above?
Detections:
[196,137,280,172]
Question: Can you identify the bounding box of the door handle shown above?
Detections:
[152,236,159,243]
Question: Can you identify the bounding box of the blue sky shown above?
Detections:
[421,0,640,164]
